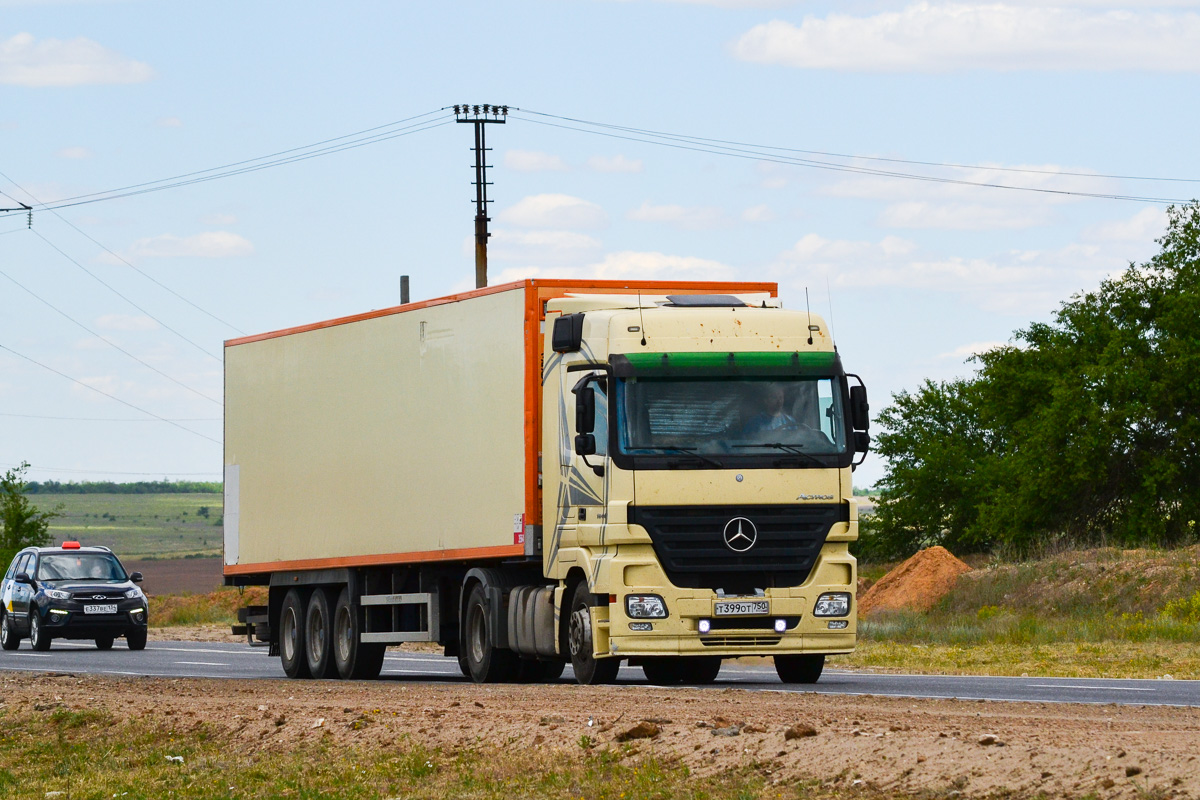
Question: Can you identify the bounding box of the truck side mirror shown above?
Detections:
[853,431,871,454]
[574,384,596,435]
[552,313,585,353]
[575,433,596,456]
[850,385,870,431]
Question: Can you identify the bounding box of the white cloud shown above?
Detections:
[56,146,91,159]
[628,201,726,230]
[1082,206,1167,242]
[0,33,153,87]
[493,250,736,283]
[504,150,568,172]
[742,204,777,223]
[128,231,254,259]
[732,4,1200,72]
[489,229,604,266]
[587,154,644,174]
[200,213,237,226]
[879,201,1046,230]
[498,194,608,230]
[155,116,182,128]
[937,341,1009,359]
[95,314,158,332]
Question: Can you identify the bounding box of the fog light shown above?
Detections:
[698,618,712,635]
[813,592,851,617]
[132,608,146,622]
[828,620,848,630]
[629,622,652,632]
[49,609,68,616]
[625,594,667,619]
[773,618,787,633]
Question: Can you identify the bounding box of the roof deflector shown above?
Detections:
[664,294,746,308]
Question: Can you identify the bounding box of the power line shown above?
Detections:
[0,343,221,445]
[0,412,219,422]
[518,108,1200,185]
[509,110,1194,205]
[30,228,222,362]
[0,266,222,406]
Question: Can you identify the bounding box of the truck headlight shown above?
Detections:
[813,592,851,617]
[625,595,667,619]
[45,589,71,601]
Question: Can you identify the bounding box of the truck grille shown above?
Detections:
[700,635,781,647]
[628,503,848,592]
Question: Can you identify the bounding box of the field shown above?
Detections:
[37,493,223,558]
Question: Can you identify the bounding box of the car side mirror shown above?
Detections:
[850,385,870,432]
[130,572,144,583]
[15,572,33,585]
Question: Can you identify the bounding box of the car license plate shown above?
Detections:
[713,600,769,616]
[83,604,117,615]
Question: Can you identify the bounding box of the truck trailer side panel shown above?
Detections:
[224,287,528,570]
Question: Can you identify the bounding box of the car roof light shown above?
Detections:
[61,541,81,549]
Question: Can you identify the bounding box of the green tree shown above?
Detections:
[865,201,1200,559]
[1,462,59,567]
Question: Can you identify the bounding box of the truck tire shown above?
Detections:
[462,583,519,683]
[641,658,683,685]
[679,656,722,684]
[305,588,337,678]
[567,582,619,685]
[332,587,385,680]
[775,653,824,684]
[280,589,311,679]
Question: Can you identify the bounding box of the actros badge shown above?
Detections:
[722,517,758,553]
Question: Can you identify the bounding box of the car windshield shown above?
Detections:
[36,553,127,582]
[615,376,848,456]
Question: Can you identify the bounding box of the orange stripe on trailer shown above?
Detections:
[222,543,527,576]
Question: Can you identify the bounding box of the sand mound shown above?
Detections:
[859,546,971,616]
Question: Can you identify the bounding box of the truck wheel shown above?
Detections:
[679,656,722,685]
[775,654,824,684]
[517,658,566,683]
[29,612,51,651]
[280,589,311,679]
[332,587,385,680]
[462,583,519,683]
[0,611,21,650]
[567,582,619,685]
[640,658,683,685]
[305,589,338,678]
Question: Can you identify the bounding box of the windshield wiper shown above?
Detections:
[732,442,825,467]
[659,447,723,469]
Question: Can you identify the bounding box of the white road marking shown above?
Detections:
[174,661,231,666]
[1027,684,1154,692]
[148,646,260,656]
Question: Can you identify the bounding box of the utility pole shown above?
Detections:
[0,202,32,228]
[453,104,507,288]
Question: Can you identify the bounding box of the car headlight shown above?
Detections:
[45,589,71,601]
[124,587,143,599]
[625,594,668,619]
[813,592,851,617]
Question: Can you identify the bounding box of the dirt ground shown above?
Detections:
[126,556,223,596]
[6,670,1197,799]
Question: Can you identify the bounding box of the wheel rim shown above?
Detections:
[281,607,298,662]
[468,603,486,664]
[568,607,590,659]
[1,615,9,646]
[30,614,39,645]
[308,605,325,664]
[335,606,353,663]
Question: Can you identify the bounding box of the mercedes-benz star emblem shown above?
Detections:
[722,517,758,553]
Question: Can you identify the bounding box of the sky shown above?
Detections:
[2,0,1198,488]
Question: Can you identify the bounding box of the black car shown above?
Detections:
[1,542,148,651]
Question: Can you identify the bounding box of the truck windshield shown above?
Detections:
[36,554,127,582]
[614,376,847,460]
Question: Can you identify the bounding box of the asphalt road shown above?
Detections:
[2,639,1196,707]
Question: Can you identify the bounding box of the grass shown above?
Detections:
[150,587,268,628]
[0,704,875,800]
[38,492,223,558]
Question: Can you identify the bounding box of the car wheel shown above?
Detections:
[95,636,115,650]
[0,611,21,650]
[305,588,337,679]
[279,588,311,679]
[332,586,384,680]
[774,653,824,684]
[29,612,51,651]
[462,583,519,683]
[567,582,619,685]
[126,628,147,651]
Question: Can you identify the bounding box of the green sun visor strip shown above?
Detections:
[610,351,841,378]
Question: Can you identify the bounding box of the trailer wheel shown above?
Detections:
[305,588,337,678]
[774,653,824,684]
[332,587,384,680]
[567,582,619,685]
[517,658,566,683]
[462,583,519,683]
[280,589,311,679]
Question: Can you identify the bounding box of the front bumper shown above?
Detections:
[39,600,148,639]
